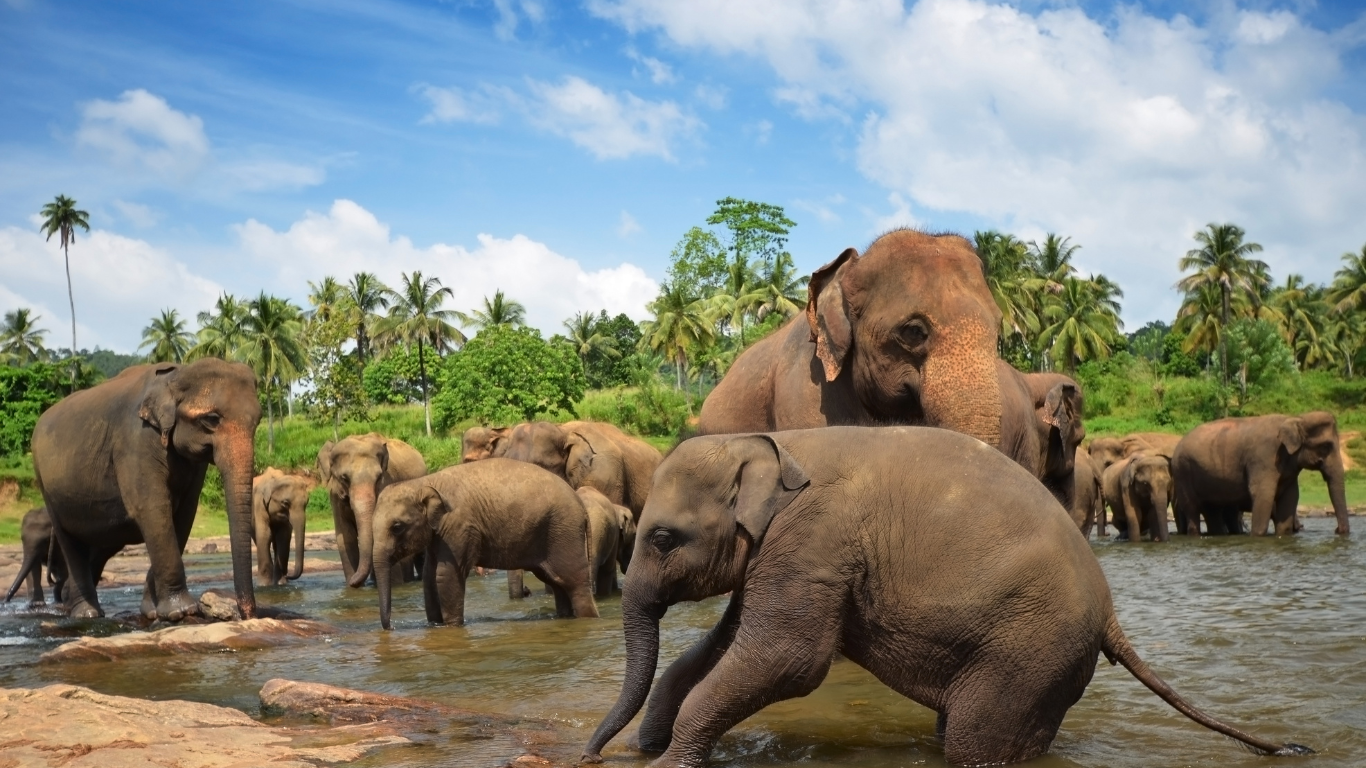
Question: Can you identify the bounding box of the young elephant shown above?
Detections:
[1107,454,1174,542]
[318,433,426,587]
[252,468,313,586]
[579,486,628,597]
[1071,451,1103,537]
[585,427,1307,767]
[3,507,66,606]
[370,458,599,628]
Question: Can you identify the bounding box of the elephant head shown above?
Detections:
[1089,437,1125,471]
[1122,455,1172,542]
[504,422,569,477]
[616,505,636,574]
[138,359,262,617]
[254,468,312,582]
[564,428,628,503]
[321,434,392,588]
[585,434,809,757]
[370,480,440,630]
[462,426,510,462]
[1035,377,1085,480]
[806,230,1003,447]
[1281,412,1349,535]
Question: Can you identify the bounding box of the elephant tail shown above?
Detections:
[1101,615,1311,756]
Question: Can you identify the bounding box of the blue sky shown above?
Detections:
[2,0,1365,353]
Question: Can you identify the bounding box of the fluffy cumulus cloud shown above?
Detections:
[236,199,659,334]
[76,89,210,180]
[520,76,700,161]
[0,224,223,351]
[589,0,1366,325]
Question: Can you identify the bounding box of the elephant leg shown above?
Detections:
[940,667,1070,765]
[594,559,616,598]
[536,569,574,618]
[255,516,273,581]
[507,569,528,600]
[633,592,744,753]
[333,502,359,585]
[135,486,199,621]
[422,537,464,626]
[537,564,599,619]
[272,523,291,585]
[654,591,839,768]
[1173,486,1200,536]
[1272,483,1300,536]
[1248,482,1278,536]
[26,561,44,606]
[54,527,101,618]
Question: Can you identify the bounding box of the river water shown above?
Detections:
[2,515,1363,767]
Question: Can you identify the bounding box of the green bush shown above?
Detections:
[0,363,77,456]
[363,345,427,405]
[577,378,692,437]
[432,326,585,430]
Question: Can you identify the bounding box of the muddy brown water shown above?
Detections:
[2,516,1363,767]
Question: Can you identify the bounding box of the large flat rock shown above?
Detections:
[0,684,407,768]
[40,618,338,663]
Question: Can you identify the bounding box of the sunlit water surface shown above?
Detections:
[2,516,1363,767]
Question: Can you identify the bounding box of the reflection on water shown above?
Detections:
[2,516,1363,767]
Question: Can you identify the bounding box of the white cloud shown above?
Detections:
[414,84,502,124]
[220,159,326,192]
[626,47,677,84]
[111,199,162,228]
[491,0,544,40]
[587,0,1366,325]
[693,84,727,109]
[0,225,223,352]
[617,210,642,238]
[518,76,700,161]
[75,89,210,180]
[236,200,659,334]
[793,193,845,224]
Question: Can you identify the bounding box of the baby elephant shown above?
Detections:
[370,458,599,628]
[579,486,634,597]
[585,427,1308,767]
[4,507,67,606]
[252,468,314,585]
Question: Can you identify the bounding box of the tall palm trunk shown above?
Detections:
[418,338,431,437]
[63,242,76,387]
[266,388,275,453]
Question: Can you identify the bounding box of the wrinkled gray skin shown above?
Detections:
[503,421,661,519]
[370,458,600,629]
[579,486,627,597]
[252,468,312,586]
[317,433,427,587]
[1070,452,1103,537]
[3,507,68,606]
[1104,454,1173,542]
[584,427,1308,767]
[1172,412,1349,536]
[32,360,261,620]
[461,426,510,462]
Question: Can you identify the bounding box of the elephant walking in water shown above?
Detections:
[31,360,261,620]
[3,507,66,607]
[317,433,426,587]
[1171,412,1349,536]
[252,468,314,586]
[584,427,1309,766]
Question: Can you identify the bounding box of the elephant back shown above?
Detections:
[382,438,427,481]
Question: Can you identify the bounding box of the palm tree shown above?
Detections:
[563,311,620,369]
[1176,223,1268,386]
[1328,244,1366,314]
[306,277,346,323]
[460,289,526,331]
[374,271,464,436]
[188,294,248,360]
[1174,283,1230,368]
[753,251,808,322]
[1269,275,1326,370]
[642,281,715,394]
[1028,234,1080,287]
[38,195,90,383]
[1038,277,1121,373]
[709,258,765,348]
[237,293,307,452]
[343,272,390,370]
[975,230,1039,353]
[139,309,194,363]
[0,308,49,364]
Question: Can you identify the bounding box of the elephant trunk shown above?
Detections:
[347,485,379,588]
[583,586,665,761]
[376,546,394,630]
[287,502,307,581]
[216,431,258,619]
[1322,453,1350,536]
[920,329,1002,449]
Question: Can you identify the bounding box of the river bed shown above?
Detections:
[2,516,1363,767]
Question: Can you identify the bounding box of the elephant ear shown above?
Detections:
[137,365,181,448]
[1279,418,1306,454]
[317,442,335,483]
[417,484,447,523]
[807,248,858,382]
[726,435,810,547]
[1042,382,1083,474]
[377,442,391,475]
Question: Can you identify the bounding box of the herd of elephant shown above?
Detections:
[4,228,1335,766]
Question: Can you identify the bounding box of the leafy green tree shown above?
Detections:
[0,363,74,456]
[753,251,808,322]
[1,308,49,364]
[38,194,89,384]
[642,281,715,394]
[300,313,368,440]
[343,272,390,371]
[665,226,728,297]
[1269,274,1332,371]
[1038,277,1122,373]
[433,325,584,428]
[1176,223,1268,386]
[81,348,141,378]
[975,230,1039,358]
[139,309,193,363]
[374,271,464,436]
[189,294,248,360]
[460,289,526,331]
[709,257,765,348]
[706,197,796,267]
[1127,321,1169,361]
[1159,329,1202,377]
[590,312,645,389]
[362,345,426,405]
[1027,234,1080,287]
[306,276,347,323]
[1225,318,1297,405]
[563,311,620,374]
[238,293,307,453]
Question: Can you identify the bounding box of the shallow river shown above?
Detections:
[2,516,1364,767]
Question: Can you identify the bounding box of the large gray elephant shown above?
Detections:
[252,468,313,586]
[583,427,1306,766]
[3,507,65,606]
[697,229,1081,506]
[369,458,599,628]
[31,360,260,620]
[1171,412,1349,536]
[317,433,427,587]
[1015,370,1085,510]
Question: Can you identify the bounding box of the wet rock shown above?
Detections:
[40,618,338,663]
[199,588,243,621]
[0,683,407,768]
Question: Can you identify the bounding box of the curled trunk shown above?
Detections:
[287,504,307,580]
[347,486,379,588]
[217,444,258,619]
[583,591,664,761]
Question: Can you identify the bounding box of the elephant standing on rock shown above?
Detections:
[31,360,261,620]
[318,434,427,588]
[697,229,1083,507]
[369,458,599,628]
[584,427,1308,766]
[4,507,66,606]
[1172,412,1350,536]
[252,468,313,586]
[1104,454,1173,542]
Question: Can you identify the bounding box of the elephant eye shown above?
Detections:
[897,319,930,349]
[199,412,222,428]
[390,521,405,532]
[650,529,678,553]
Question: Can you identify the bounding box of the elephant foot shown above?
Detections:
[155,590,201,622]
[67,599,103,619]
[1336,525,1351,536]
[627,727,670,754]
